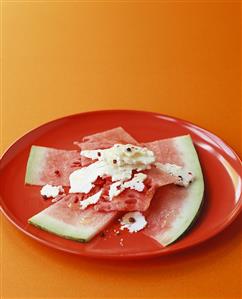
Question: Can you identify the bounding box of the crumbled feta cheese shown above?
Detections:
[120,211,147,233]
[108,173,147,200]
[123,173,147,192]
[109,181,123,200]
[80,189,103,210]
[69,161,106,193]
[40,184,64,198]
[156,163,194,187]
[69,144,155,194]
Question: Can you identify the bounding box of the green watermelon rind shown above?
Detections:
[28,214,93,242]
[152,135,204,246]
[25,146,48,185]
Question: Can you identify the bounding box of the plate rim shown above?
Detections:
[1,109,242,259]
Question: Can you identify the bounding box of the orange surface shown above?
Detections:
[1,2,241,299]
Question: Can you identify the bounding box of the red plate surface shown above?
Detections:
[1,110,242,259]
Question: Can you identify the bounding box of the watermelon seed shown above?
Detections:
[74,196,79,203]
[54,170,61,176]
[126,147,132,152]
[42,195,48,200]
[178,175,183,180]
[113,159,117,164]
[97,152,101,157]
[73,161,81,165]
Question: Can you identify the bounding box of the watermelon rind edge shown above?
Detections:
[28,214,90,242]
[25,146,47,185]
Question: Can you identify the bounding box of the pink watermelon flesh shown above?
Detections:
[143,185,188,244]
[75,127,139,166]
[143,139,183,165]
[95,167,177,212]
[25,146,81,186]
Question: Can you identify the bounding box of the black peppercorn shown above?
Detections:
[129,217,136,223]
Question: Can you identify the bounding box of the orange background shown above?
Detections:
[1,2,241,299]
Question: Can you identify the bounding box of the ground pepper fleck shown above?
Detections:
[129,217,136,223]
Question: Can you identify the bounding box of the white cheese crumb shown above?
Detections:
[120,211,147,233]
[123,173,147,192]
[108,173,147,200]
[40,184,64,198]
[69,161,106,193]
[156,162,194,187]
[80,189,103,210]
[109,181,123,200]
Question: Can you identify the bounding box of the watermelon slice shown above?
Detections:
[28,194,116,242]
[25,146,81,186]
[143,135,204,246]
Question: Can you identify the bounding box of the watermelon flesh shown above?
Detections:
[143,135,204,246]
[25,146,81,186]
[95,166,177,212]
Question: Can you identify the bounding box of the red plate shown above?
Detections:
[1,110,242,259]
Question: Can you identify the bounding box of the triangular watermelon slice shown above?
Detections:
[28,194,116,242]
[143,135,204,246]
